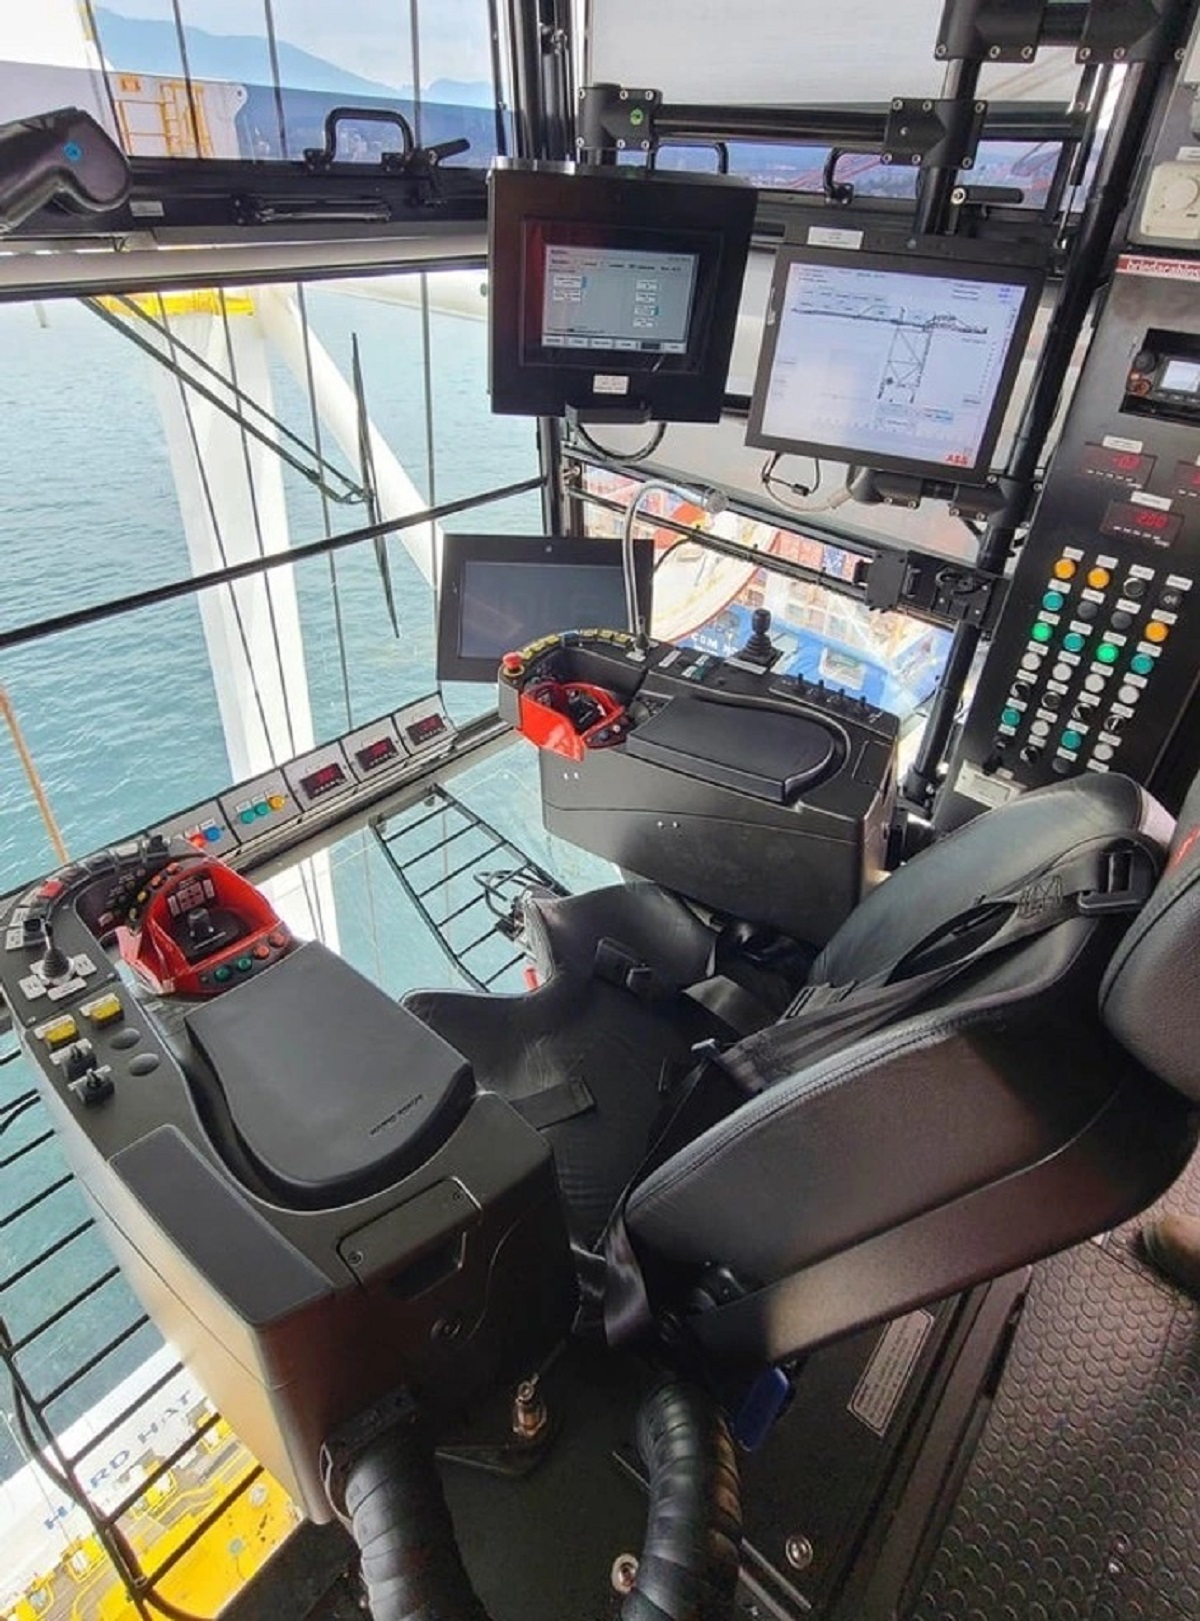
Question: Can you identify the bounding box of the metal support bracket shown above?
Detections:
[935,0,1047,63]
[1078,0,1186,64]
[881,97,987,171]
[577,83,662,159]
[865,550,1007,630]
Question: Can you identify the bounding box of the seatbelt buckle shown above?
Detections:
[731,1367,793,1452]
[1078,842,1158,915]
[593,937,667,1001]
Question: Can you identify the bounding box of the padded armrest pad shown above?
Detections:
[186,942,474,1205]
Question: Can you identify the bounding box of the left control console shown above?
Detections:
[0,838,575,1521]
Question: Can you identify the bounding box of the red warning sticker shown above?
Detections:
[1118,254,1200,282]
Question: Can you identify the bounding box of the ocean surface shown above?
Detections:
[0,284,548,1484]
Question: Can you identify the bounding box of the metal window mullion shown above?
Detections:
[0,473,546,655]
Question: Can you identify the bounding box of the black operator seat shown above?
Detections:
[404,768,1200,1369]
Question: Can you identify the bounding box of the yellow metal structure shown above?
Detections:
[1,1422,300,1621]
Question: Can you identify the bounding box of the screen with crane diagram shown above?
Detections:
[747,238,1043,483]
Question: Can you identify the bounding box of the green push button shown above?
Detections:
[1063,632,1086,654]
[1061,729,1084,752]
[1095,642,1120,665]
[235,955,253,972]
[1001,706,1022,728]
[1042,591,1066,612]
[214,965,232,983]
[1131,653,1155,676]
[239,808,256,825]
[1030,621,1053,643]
[254,801,270,818]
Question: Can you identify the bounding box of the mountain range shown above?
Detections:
[93,7,494,106]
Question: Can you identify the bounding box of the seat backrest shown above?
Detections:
[1100,768,1200,1102]
[624,771,1198,1368]
[811,770,1172,987]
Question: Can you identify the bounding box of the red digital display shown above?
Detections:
[299,760,348,799]
[1079,444,1155,485]
[355,736,398,772]
[1172,461,1200,500]
[406,713,447,745]
[1099,499,1183,546]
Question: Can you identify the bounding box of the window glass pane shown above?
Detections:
[0,270,539,891]
[579,468,952,726]
[588,0,1081,106]
[0,3,504,162]
[643,139,1063,208]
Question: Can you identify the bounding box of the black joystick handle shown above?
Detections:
[38,920,72,982]
[745,609,774,655]
[737,607,779,669]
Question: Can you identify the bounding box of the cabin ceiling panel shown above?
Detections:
[585,1,1081,106]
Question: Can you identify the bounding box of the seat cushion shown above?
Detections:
[404,970,722,1245]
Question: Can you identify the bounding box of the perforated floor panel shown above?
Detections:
[912,1145,1200,1621]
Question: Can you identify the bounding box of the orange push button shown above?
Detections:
[1053,558,1077,580]
[1086,566,1111,590]
[1145,620,1169,643]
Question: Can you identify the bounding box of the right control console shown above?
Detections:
[942,254,1200,824]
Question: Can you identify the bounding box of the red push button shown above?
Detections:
[253,943,271,960]
[268,930,288,949]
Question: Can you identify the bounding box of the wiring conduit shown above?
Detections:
[622,1382,744,1621]
[334,1379,742,1621]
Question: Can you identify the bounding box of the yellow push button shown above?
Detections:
[41,1015,78,1051]
[1086,566,1111,590]
[1145,620,1169,643]
[82,992,124,1027]
[1053,558,1077,580]
[267,794,287,812]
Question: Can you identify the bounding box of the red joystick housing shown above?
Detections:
[514,680,630,760]
[117,857,294,997]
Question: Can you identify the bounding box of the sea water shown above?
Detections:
[0,284,545,1482]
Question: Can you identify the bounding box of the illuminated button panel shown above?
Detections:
[195,925,292,991]
[217,769,301,844]
[151,800,238,858]
[993,544,1191,782]
[394,695,455,758]
[284,741,355,813]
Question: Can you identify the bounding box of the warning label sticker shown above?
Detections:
[954,761,1020,810]
[849,1309,935,1437]
[1118,254,1200,282]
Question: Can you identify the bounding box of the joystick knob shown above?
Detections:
[36,920,72,984]
[737,608,780,670]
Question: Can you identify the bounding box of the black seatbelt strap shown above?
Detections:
[715,832,1159,1095]
[592,936,776,1037]
[508,1075,596,1130]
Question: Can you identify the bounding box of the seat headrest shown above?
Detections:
[1100,773,1200,1103]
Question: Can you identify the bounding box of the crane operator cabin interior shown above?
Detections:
[7,3,1200,1620]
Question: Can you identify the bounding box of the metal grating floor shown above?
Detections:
[913,1143,1200,1621]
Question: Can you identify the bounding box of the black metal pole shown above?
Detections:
[914,58,983,235]
[651,102,1079,151]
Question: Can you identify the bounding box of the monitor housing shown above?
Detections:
[747,230,1044,485]
[437,532,653,683]
[488,161,756,423]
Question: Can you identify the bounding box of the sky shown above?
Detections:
[24,0,497,89]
